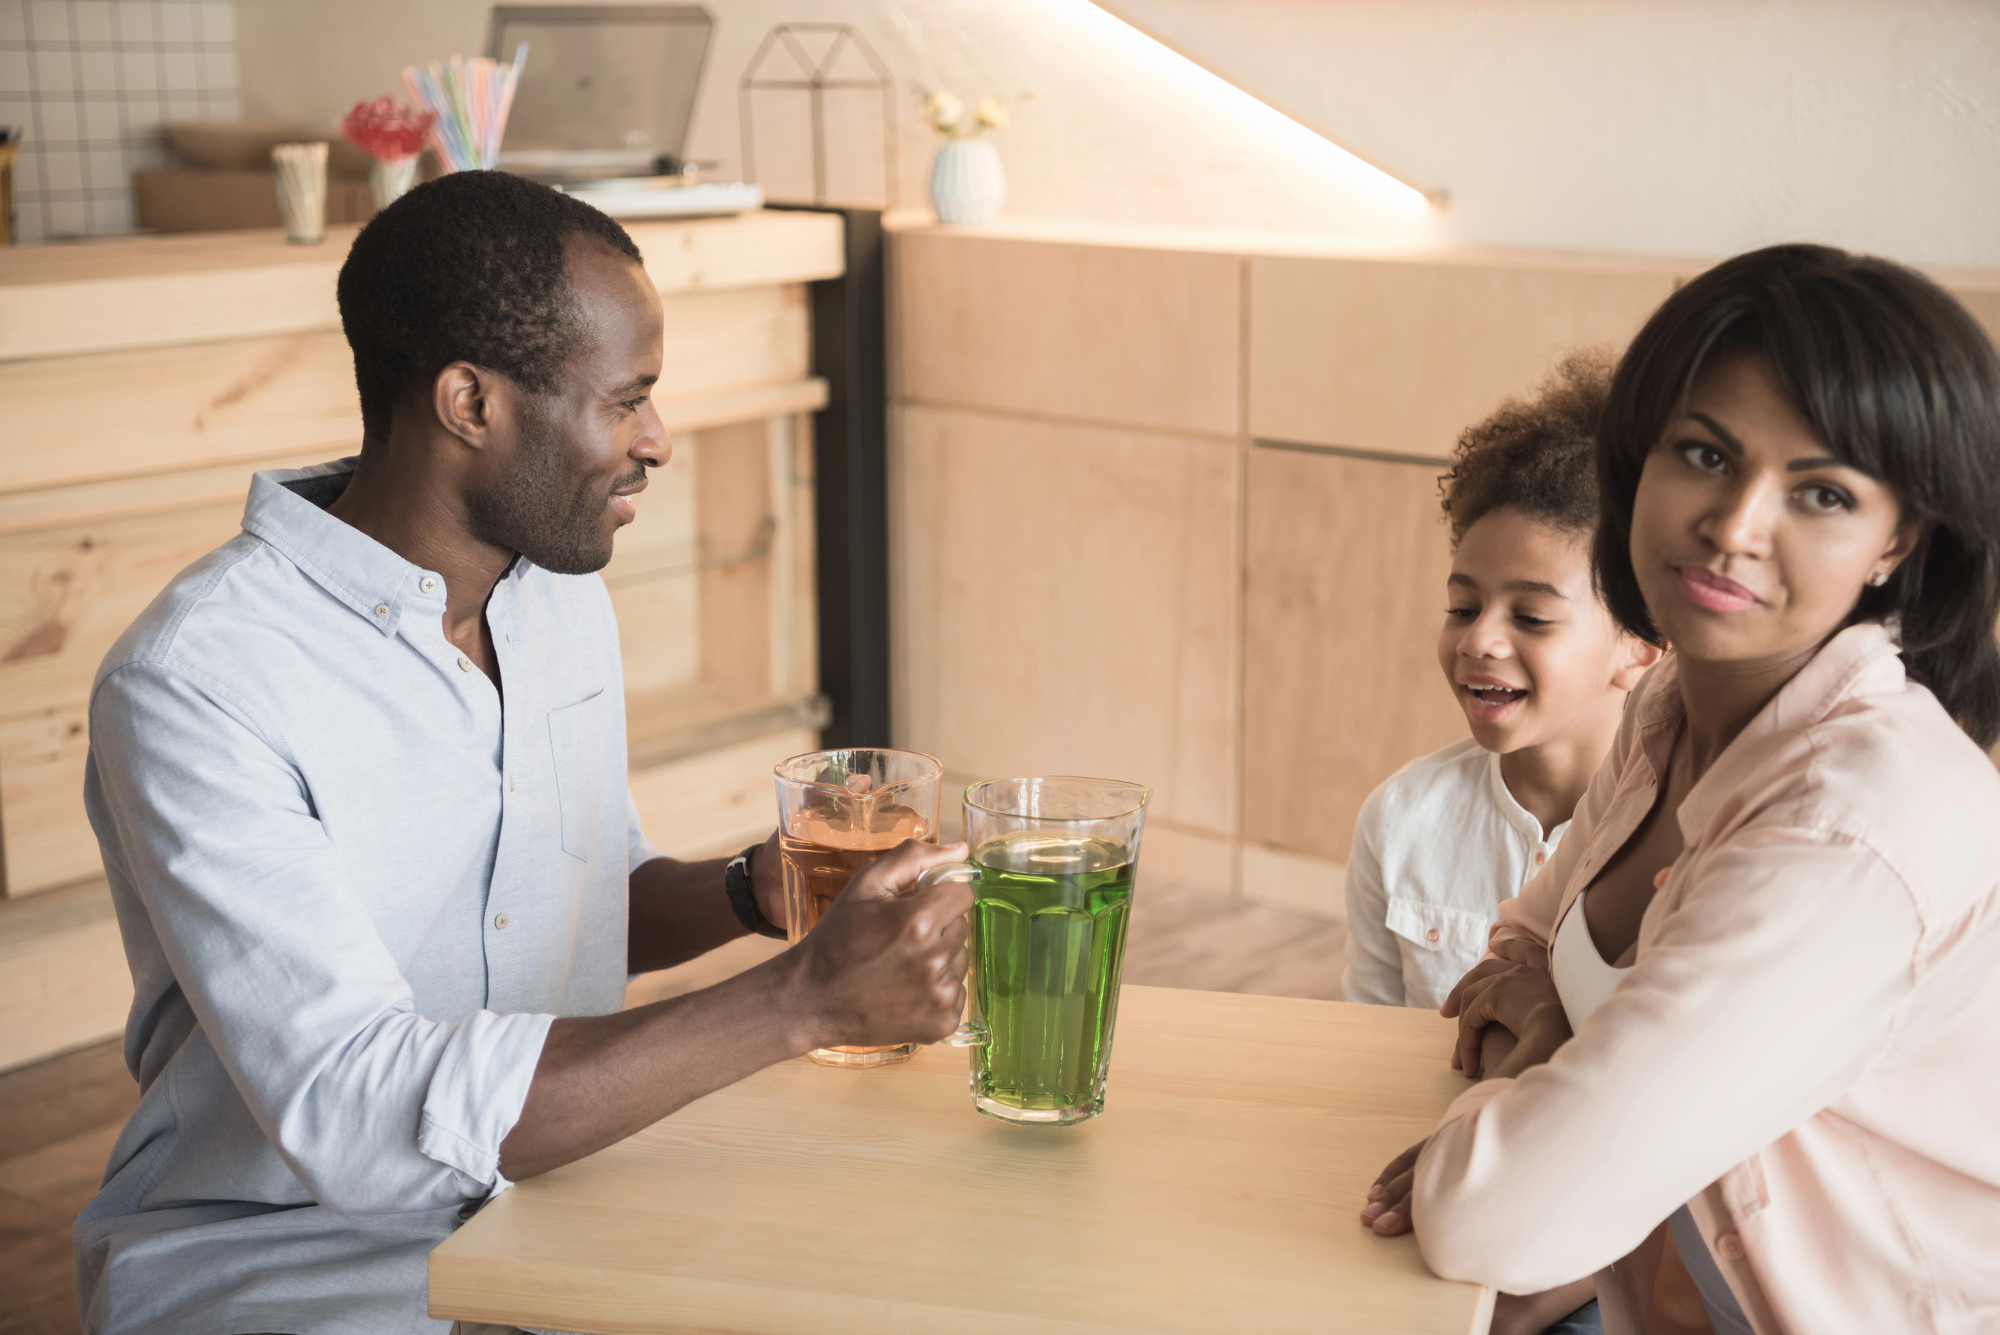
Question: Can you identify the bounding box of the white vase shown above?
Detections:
[928,137,1006,225]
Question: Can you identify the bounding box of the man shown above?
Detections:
[76,171,971,1334]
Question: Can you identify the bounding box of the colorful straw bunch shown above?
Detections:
[400,45,528,174]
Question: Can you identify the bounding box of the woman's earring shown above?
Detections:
[1868,569,1890,587]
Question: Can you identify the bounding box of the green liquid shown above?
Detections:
[970,833,1135,1121]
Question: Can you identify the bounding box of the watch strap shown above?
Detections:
[725,843,788,939]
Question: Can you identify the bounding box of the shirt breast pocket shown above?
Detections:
[1384,897,1493,1005]
[547,688,609,863]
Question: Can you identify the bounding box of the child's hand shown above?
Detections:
[1360,1137,1426,1235]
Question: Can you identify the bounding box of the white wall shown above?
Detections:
[235,0,2000,264]
[234,0,1433,241]
[1116,0,2000,268]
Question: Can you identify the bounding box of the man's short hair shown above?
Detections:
[336,170,644,444]
[1438,349,1612,546]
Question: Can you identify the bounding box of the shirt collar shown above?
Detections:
[1484,749,1565,845]
[1655,621,1907,840]
[240,457,448,637]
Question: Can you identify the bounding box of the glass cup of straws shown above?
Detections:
[270,142,328,244]
[773,749,944,1067]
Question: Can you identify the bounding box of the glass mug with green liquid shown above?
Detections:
[918,777,1149,1126]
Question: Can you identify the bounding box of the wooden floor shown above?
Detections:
[0,874,1343,1334]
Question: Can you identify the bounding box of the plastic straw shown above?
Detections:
[399,44,528,173]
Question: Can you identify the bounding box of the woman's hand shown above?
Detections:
[1450,953,1572,1080]
[1360,1138,1425,1236]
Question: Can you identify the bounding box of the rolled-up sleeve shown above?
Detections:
[1412,826,1919,1293]
[87,661,553,1216]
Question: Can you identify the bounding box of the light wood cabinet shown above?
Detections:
[1241,445,1467,864]
[888,222,2000,920]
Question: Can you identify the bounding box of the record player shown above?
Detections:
[487,5,762,218]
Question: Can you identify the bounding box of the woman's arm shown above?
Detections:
[1411,828,1920,1295]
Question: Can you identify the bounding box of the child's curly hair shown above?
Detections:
[1440,349,1613,546]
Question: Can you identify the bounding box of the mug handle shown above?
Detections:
[913,862,988,1048]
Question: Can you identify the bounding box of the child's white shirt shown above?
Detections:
[1342,737,1569,1010]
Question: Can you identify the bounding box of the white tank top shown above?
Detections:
[1549,892,1753,1335]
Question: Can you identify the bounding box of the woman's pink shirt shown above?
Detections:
[1412,622,2000,1334]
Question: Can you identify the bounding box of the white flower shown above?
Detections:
[924,91,964,135]
[973,97,1010,132]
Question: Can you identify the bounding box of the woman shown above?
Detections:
[1360,244,2000,1334]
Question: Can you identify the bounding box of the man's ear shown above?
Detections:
[1612,634,1667,692]
[431,361,498,450]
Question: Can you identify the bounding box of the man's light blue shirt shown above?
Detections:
[77,458,659,1334]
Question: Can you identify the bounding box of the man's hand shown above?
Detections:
[751,827,785,930]
[790,839,972,1050]
[1360,1137,1426,1236]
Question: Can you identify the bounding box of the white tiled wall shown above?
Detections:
[0,0,240,243]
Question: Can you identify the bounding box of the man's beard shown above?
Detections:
[463,400,640,576]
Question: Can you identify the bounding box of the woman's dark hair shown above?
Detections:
[337,170,642,444]
[1595,243,2000,747]
[1440,349,1612,545]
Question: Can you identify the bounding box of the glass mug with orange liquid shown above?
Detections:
[773,748,944,1066]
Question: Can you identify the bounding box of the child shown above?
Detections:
[1343,352,1663,1335]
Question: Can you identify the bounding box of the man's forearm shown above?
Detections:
[627,854,749,973]
[498,948,819,1181]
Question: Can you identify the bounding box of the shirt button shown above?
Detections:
[420,576,439,594]
[458,656,473,672]
[494,912,510,930]
[508,775,516,792]
[1715,1231,1746,1260]
[373,603,390,617]
[1535,850,1548,865]
[1426,928,1440,942]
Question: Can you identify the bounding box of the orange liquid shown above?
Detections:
[780,803,933,1055]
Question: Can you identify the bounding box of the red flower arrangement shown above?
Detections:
[342,97,434,163]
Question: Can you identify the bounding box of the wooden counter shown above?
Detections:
[429,986,1492,1335]
[0,209,844,1071]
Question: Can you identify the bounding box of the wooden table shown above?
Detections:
[429,986,1493,1334]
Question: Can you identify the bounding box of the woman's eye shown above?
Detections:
[1514,614,1551,628]
[1445,606,1476,621]
[1797,483,1856,514]
[1680,442,1730,473]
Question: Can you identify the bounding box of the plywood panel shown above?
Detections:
[894,404,1239,835]
[655,285,809,403]
[0,497,246,722]
[0,704,97,897]
[892,231,1242,437]
[694,420,776,699]
[0,211,845,363]
[604,431,703,700]
[1242,447,1466,863]
[1248,253,1677,457]
[0,332,362,496]
[627,726,818,861]
[1,326,817,502]
[0,881,132,1072]
[0,499,246,896]
[628,210,844,295]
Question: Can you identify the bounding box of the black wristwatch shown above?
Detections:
[725,843,788,939]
